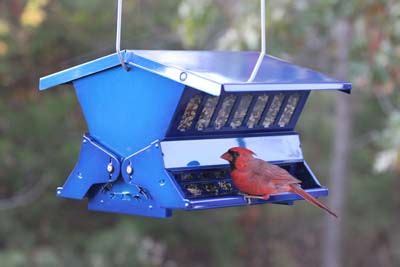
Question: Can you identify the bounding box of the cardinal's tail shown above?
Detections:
[289,184,338,218]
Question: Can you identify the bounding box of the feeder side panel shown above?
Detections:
[73,67,185,157]
[88,180,173,218]
[122,143,188,209]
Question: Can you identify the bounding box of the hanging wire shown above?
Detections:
[248,0,266,82]
[116,0,129,71]
[116,0,266,75]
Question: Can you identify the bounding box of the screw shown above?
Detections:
[159,179,166,186]
[180,72,187,81]
[56,187,63,195]
[107,163,114,173]
[126,165,133,175]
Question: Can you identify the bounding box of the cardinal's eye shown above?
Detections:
[230,151,239,158]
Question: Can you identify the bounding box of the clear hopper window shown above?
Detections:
[169,89,308,136]
[262,93,285,128]
[171,168,237,199]
[196,96,219,131]
[177,95,202,132]
[230,95,253,129]
[247,94,269,128]
[214,95,236,129]
[278,94,300,127]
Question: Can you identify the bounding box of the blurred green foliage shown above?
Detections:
[0,0,399,266]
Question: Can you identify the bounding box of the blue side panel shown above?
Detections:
[121,142,187,209]
[57,135,121,200]
[88,180,172,218]
[73,66,185,157]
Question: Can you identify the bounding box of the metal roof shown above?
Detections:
[39,50,352,95]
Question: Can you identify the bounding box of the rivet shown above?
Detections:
[100,200,104,204]
[126,165,133,175]
[149,205,153,209]
[180,72,187,81]
[77,172,83,179]
[185,203,190,208]
[107,163,114,173]
[159,179,166,186]
[155,143,159,148]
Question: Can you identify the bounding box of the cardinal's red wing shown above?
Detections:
[249,159,301,185]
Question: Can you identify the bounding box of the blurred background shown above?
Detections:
[0,0,399,266]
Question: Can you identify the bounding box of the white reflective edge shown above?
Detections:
[225,83,346,92]
[160,135,304,169]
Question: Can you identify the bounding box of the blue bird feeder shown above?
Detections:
[39,1,351,218]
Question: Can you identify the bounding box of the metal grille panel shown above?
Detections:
[169,89,309,137]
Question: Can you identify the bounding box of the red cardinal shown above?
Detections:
[221,147,337,218]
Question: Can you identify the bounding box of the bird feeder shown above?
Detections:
[39,1,351,218]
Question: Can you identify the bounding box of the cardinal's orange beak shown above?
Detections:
[220,152,232,162]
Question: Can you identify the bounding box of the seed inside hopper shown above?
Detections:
[214,95,236,130]
[262,94,284,128]
[230,95,253,129]
[247,94,269,128]
[178,95,202,132]
[196,96,219,131]
[278,94,300,127]
[186,184,202,196]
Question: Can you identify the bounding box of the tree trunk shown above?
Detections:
[322,19,353,267]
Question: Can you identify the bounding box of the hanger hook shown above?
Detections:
[116,0,130,71]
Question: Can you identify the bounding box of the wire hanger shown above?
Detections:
[115,0,267,79]
[116,0,129,71]
[248,0,266,82]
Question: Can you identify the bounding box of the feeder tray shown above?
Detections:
[39,1,351,218]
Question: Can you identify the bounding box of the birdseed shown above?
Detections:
[196,96,219,131]
[247,94,269,128]
[230,95,253,129]
[178,95,202,132]
[214,95,236,130]
[278,94,300,127]
[262,94,284,127]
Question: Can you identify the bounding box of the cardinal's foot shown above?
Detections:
[239,193,265,205]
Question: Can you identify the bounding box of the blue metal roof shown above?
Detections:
[39,50,352,95]
[39,53,122,91]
